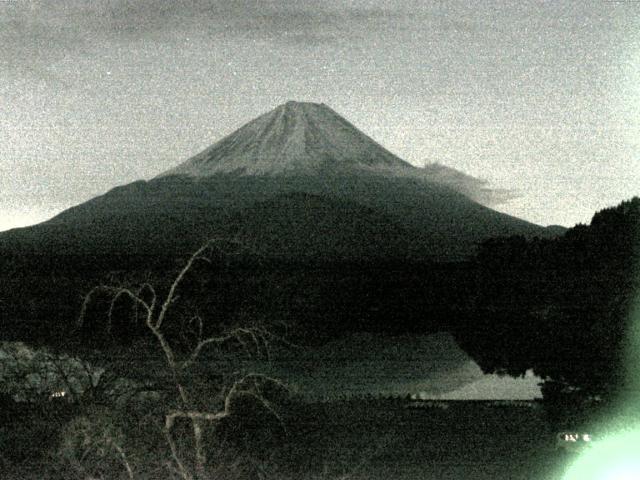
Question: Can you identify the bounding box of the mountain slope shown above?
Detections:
[1,173,547,260]
[230,192,412,262]
[0,101,557,262]
[161,101,415,177]
[0,101,567,347]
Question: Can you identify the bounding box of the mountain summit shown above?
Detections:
[1,100,558,262]
[161,101,415,177]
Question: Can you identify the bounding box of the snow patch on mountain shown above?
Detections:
[160,101,515,207]
[161,101,417,177]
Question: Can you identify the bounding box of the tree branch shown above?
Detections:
[77,239,293,479]
[155,241,216,330]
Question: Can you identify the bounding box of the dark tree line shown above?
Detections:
[3,190,638,423]
[453,197,640,409]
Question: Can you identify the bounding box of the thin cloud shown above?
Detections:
[1,1,413,50]
[420,163,520,207]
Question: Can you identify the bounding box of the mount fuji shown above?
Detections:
[1,101,555,261]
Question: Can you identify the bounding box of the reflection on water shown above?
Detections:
[430,366,543,400]
[222,332,544,400]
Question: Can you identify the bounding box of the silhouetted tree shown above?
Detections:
[454,197,640,411]
[78,241,290,480]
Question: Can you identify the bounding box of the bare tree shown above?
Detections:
[78,240,291,480]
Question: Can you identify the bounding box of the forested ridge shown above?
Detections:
[454,197,640,407]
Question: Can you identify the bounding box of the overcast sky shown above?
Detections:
[1,0,639,230]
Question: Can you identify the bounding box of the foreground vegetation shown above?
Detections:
[1,197,637,478]
[2,392,585,480]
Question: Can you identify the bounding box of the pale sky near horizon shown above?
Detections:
[2,0,639,231]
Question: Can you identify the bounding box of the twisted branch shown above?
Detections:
[78,239,291,479]
[156,241,216,330]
